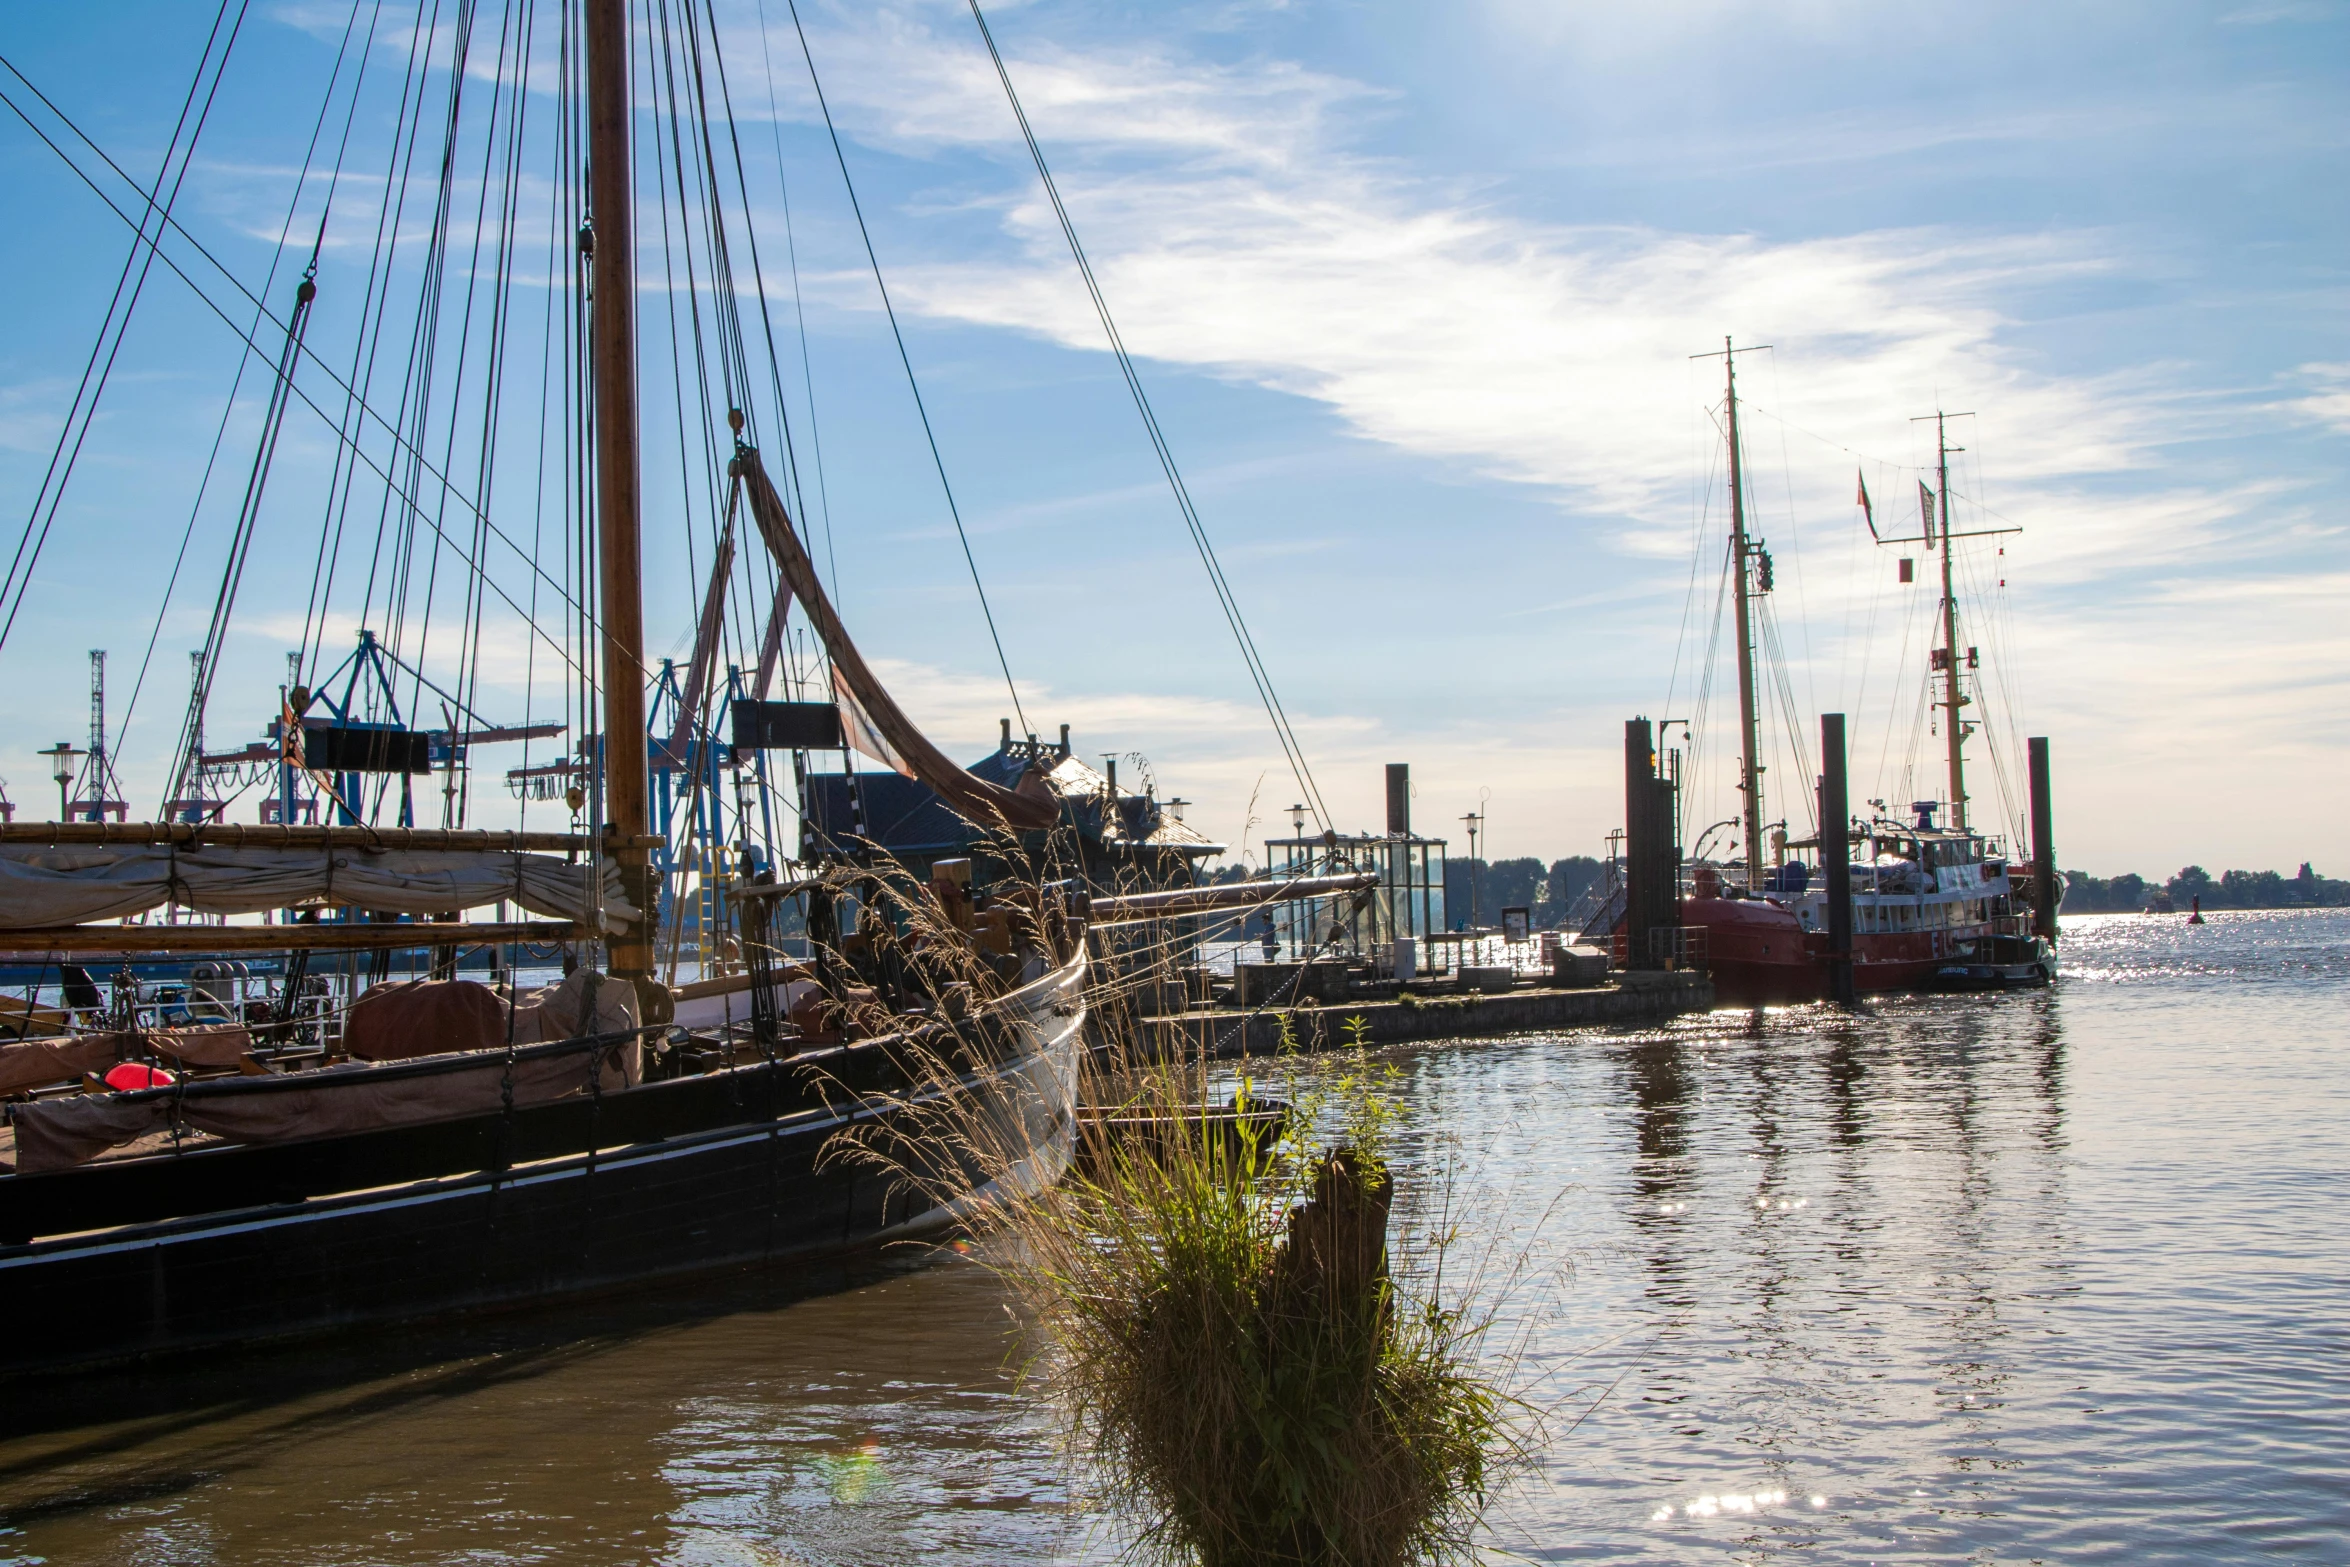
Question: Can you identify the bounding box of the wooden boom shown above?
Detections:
[0,823,597,852]
[1090,873,1377,922]
[0,922,579,956]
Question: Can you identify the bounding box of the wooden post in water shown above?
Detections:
[1819,713,1856,1006]
[1623,719,1673,972]
[586,0,661,1015]
[2028,737,2057,945]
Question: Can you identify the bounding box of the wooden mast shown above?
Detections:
[1934,411,1969,832]
[585,0,660,1008]
[1722,339,1767,882]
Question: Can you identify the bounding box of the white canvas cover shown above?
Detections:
[0,846,639,932]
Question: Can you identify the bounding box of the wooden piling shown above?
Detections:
[1820,713,1856,1006]
[2028,737,2057,944]
[1623,719,1676,971]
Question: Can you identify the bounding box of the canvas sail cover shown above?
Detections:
[8,1034,640,1173]
[732,446,1059,834]
[0,845,639,931]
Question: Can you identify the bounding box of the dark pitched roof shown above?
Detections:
[804,742,1224,859]
[800,772,972,857]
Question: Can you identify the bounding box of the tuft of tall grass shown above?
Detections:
[862,1005,1529,1562]
[806,839,1535,1563]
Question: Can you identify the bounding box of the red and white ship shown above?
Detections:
[1650,344,2053,1002]
[1680,802,2049,1000]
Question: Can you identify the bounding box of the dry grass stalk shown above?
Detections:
[835,893,1529,1566]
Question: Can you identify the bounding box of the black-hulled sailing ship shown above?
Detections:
[0,0,1092,1374]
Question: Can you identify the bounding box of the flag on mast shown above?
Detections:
[1857,470,1880,540]
[1918,480,1939,548]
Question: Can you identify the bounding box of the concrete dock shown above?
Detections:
[1126,970,1714,1061]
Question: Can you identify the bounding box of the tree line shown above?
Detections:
[2060,863,2349,913]
[1442,856,1608,931]
[1207,855,1610,932]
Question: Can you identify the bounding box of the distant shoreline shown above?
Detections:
[2060,863,2345,914]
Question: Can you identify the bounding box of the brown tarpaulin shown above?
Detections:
[9,1037,642,1174]
[146,1025,258,1067]
[732,445,1059,834]
[0,1034,122,1096]
[345,980,506,1061]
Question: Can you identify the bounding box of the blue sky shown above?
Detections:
[0,0,2343,876]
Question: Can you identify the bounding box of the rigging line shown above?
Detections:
[455,0,544,826]
[750,0,838,606]
[1758,603,1814,832]
[649,0,735,646]
[1759,355,1820,735]
[301,0,436,682]
[964,0,1328,826]
[372,0,485,697]
[1875,592,1928,807]
[0,90,588,684]
[781,0,1029,736]
[1847,499,1891,763]
[709,5,806,503]
[358,0,457,679]
[672,0,755,424]
[1662,422,1722,721]
[457,0,533,718]
[124,0,375,768]
[0,2,247,660]
[1741,401,1919,476]
[516,0,572,838]
[173,237,325,813]
[402,0,517,764]
[678,0,793,695]
[1688,539,1730,846]
[0,60,593,639]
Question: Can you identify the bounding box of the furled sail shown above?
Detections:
[0,845,638,931]
[731,445,1059,834]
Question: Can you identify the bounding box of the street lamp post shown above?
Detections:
[41,742,84,822]
[1459,810,1484,928]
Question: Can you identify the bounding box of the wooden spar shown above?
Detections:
[1820,712,1855,1006]
[665,516,736,763]
[730,445,1059,834]
[1089,873,1375,923]
[586,0,658,1006]
[0,823,592,851]
[0,921,579,956]
[1935,412,1970,831]
[1722,339,1766,880]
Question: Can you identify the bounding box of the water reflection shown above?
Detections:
[0,1258,1081,1566]
[0,912,2343,1564]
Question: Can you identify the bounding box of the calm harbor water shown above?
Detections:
[1,909,2343,1564]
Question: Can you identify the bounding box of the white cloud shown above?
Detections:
[744,9,2178,559]
[733,3,2346,870]
[2287,362,2350,434]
